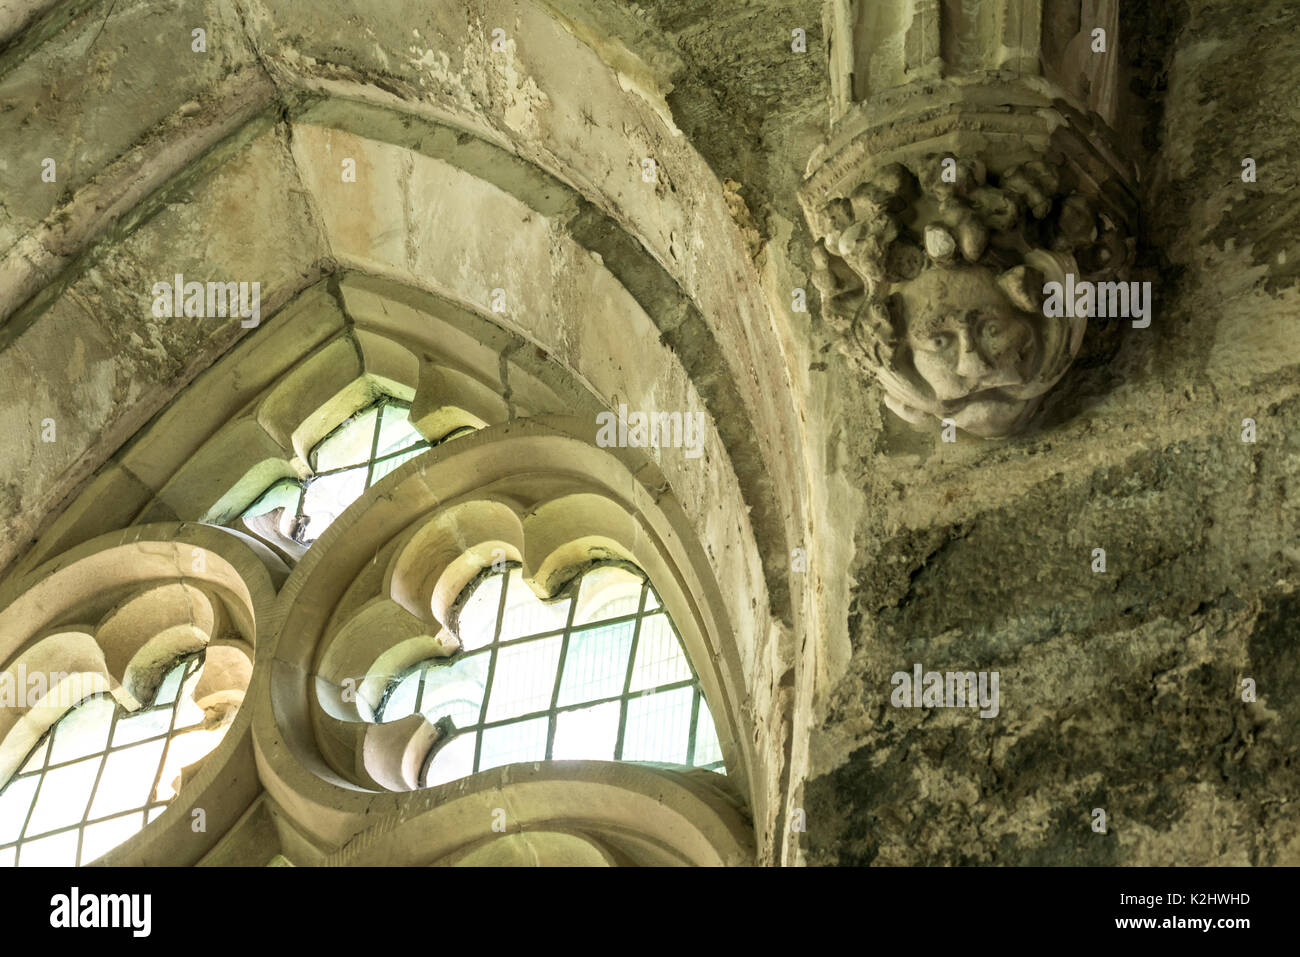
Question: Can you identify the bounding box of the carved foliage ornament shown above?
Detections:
[806,155,1132,438]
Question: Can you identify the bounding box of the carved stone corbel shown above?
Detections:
[803,0,1136,437]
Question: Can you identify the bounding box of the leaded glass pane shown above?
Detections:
[48,696,113,764]
[80,811,145,865]
[497,568,570,641]
[240,399,443,547]
[395,563,727,789]
[572,565,643,626]
[555,619,635,706]
[313,407,379,471]
[369,446,424,484]
[416,656,488,729]
[484,636,563,723]
[622,686,694,764]
[18,739,47,774]
[424,733,477,788]
[87,739,167,820]
[553,700,620,760]
[153,664,186,706]
[456,572,503,650]
[380,669,421,722]
[374,403,423,458]
[18,830,78,867]
[478,717,549,768]
[299,466,367,539]
[111,706,172,747]
[0,653,232,866]
[628,613,692,692]
[692,692,724,767]
[242,480,301,521]
[25,757,99,835]
[0,778,38,844]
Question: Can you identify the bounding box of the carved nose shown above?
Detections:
[954,334,994,379]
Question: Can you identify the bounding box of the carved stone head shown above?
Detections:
[807,157,1129,438]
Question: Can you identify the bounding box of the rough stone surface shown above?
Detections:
[802,0,1300,865]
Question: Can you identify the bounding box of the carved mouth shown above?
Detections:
[933,375,1029,410]
[937,386,1024,415]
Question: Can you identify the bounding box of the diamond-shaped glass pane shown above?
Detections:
[48,696,113,765]
[0,777,39,844]
[81,811,146,865]
[26,757,99,835]
[89,739,167,819]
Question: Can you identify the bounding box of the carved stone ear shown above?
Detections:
[997,265,1044,313]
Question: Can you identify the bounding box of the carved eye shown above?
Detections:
[979,317,1026,355]
[927,332,953,350]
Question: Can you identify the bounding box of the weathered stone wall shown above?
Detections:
[799,0,1300,865]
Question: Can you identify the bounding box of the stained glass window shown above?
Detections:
[242,399,466,545]
[376,563,726,787]
[0,652,231,867]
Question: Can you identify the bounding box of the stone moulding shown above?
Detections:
[325,761,754,867]
[0,0,812,866]
[0,259,769,864]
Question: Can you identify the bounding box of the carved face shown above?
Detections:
[890,266,1042,437]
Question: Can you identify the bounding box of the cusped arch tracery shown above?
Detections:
[305,467,738,794]
[253,419,755,861]
[367,559,726,791]
[0,525,280,865]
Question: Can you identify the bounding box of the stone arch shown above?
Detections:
[0,3,806,632]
